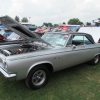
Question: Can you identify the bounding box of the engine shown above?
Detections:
[0,44,42,56]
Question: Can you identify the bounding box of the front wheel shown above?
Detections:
[25,65,49,90]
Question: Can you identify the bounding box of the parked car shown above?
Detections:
[0,16,100,90]
[7,32,23,40]
[0,29,5,35]
[3,28,12,38]
[0,34,6,41]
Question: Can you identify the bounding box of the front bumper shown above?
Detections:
[0,67,16,78]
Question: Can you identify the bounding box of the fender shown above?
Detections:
[26,61,54,76]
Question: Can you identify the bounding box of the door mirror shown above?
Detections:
[72,45,76,49]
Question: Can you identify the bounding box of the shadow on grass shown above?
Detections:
[50,63,88,79]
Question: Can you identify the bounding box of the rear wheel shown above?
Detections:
[25,65,49,90]
[89,55,99,65]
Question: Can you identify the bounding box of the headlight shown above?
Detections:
[3,61,8,69]
[3,59,8,70]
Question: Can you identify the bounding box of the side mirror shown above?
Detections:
[72,45,76,49]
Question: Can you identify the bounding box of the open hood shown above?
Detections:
[0,16,39,39]
[0,15,50,45]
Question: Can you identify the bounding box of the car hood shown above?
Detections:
[0,15,50,45]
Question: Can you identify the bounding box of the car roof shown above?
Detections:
[45,32,95,43]
[46,31,87,34]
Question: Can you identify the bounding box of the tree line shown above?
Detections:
[15,15,83,27]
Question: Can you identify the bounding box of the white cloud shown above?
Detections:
[0,0,100,25]
[9,0,24,17]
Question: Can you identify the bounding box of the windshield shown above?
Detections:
[41,33,68,46]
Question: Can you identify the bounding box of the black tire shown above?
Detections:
[89,55,99,65]
[25,65,49,90]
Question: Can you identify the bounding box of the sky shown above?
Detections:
[0,0,100,26]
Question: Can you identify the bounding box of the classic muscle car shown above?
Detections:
[0,16,100,90]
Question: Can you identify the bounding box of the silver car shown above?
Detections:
[0,16,100,90]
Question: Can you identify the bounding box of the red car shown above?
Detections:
[0,34,6,41]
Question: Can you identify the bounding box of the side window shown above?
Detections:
[67,35,93,46]
[72,35,84,46]
[84,36,92,44]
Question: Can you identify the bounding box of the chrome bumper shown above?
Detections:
[0,67,16,78]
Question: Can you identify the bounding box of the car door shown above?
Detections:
[83,36,99,61]
[61,35,87,69]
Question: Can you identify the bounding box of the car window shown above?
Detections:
[67,35,92,46]
[72,35,84,46]
[42,33,69,46]
[84,36,92,44]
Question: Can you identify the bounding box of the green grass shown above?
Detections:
[0,63,100,100]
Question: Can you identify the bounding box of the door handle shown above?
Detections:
[54,57,60,59]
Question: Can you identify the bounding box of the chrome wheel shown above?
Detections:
[94,55,99,64]
[25,65,49,90]
[89,55,100,65]
[32,70,46,86]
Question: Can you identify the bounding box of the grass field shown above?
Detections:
[0,63,100,100]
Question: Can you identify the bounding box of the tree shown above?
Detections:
[15,16,20,22]
[63,22,66,24]
[95,22,100,27]
[86,22,91,26]
[54,24,59,27]
[68,18,83,25]
[21,17,28,22]
[42,23,48,27]
[48,23,53,27]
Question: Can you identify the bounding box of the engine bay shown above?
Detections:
[0,43,43,56]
